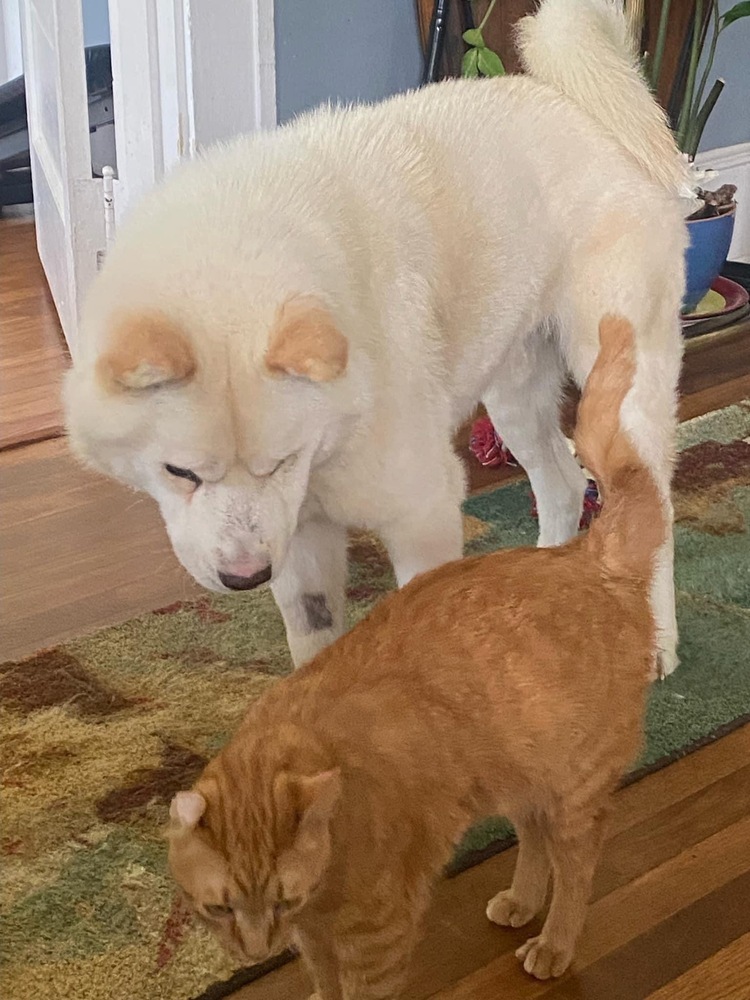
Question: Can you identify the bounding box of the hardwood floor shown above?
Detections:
[1,218,749,999]
[0,219,68,450]
[0,435,200,661]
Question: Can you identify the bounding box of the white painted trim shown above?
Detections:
[183,0,277,149]
[254,0,277,131]
[1,0,24,82]
[108,0,276,224]
[108,0,165,220]
[0,1,7,82]
[695,142,750,264]
[20,0,104,355]
[696,141,750,175]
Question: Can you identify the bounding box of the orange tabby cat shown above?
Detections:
[168,316,664,998]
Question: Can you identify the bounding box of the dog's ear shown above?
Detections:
[265,297,348,382]
[96,312,196,391]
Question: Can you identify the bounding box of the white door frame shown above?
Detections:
[1,0,24,82]
[19,0,105,356]
[109,0,276,223]
[19,0,275,356]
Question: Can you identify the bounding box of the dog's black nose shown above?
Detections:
[218,566,272,591]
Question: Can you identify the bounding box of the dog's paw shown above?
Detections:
[515,936,572,979]
[656,646,679,679]
[486,890,538,928]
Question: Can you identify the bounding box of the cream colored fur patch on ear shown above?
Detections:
[265,297,348,382]
[96,312,196,391]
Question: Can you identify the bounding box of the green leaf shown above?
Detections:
[462,48,480,78]
[721,1,750,27]
[462,28,486,48]
[477,47,506,77]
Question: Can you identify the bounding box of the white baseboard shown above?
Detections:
[695,142,750,264]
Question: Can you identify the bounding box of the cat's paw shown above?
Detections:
[486,890,538,928]
[515,936,572,979]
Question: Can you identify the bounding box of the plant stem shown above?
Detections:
[691,0,721,126]
[676,0,704,151]
[685,77,724,158]
[650,0,673,91]
[478,0,499,33]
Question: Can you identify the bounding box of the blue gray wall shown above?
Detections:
[82,0,111,47]
[274,0,423,123]
[274,0,748,149]
[697,0,750,150]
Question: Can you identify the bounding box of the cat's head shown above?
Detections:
[167,767,341,964]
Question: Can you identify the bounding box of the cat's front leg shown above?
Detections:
[336,913,422,1000]
[271,516,348,668]
[297,927,344,1000]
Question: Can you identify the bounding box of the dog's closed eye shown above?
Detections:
[251,455,294,478]
[165,464,202,487]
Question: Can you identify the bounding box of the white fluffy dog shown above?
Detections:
[65,0,687,672]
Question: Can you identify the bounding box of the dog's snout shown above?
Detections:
[219,566,272,591]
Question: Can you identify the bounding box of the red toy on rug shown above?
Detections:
[469,415,602,529]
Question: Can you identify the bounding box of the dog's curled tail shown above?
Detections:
[516,0,686,192]
[575,316,666,581]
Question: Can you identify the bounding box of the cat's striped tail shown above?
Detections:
[574,315,666,582]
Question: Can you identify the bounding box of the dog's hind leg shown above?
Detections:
[559,216,685,676]
[482,330,587,548]
[271,516,348,668]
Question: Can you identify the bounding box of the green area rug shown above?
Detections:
[1,402,749,1000]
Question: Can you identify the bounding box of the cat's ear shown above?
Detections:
[170,790,207,831]
[265,297,348,382]
[295,769,342,826]
[276,769,341,899]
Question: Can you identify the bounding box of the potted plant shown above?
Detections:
[640,0,748,312]
[460,0,750,313]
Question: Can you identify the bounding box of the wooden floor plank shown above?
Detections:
[0,438,201,661]
[644,932,750,1000]
[531,872,750,1000]
[430,817,750,999]
[608,724,750,838]
[0,220,67,450]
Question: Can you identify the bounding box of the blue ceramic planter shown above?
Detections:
[683,206,736,313]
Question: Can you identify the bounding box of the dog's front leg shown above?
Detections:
[381,492,464,587]
[271,517,348,668]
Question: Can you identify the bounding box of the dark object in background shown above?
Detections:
[422,0,477,84]
[722,261,750,296]
[0,44,115,208]
[687,185,738,221]
[416,0,709,121]
[417,0,534,81]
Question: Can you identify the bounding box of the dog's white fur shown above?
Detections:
[65,0,687,671]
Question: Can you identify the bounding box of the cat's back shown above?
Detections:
[239,539,653,779]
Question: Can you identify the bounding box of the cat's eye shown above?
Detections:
[204,903,233,918]
[165,464,202,486]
